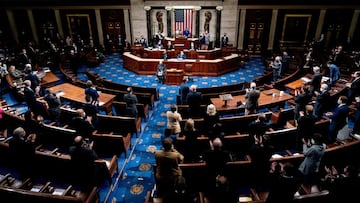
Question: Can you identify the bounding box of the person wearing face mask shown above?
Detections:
[271,56,282,83]
[298,133,326,192]
[325,96,349,143]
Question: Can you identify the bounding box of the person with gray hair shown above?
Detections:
[9,127,37,178]
[244,82,260,115]
[309,66,322,96]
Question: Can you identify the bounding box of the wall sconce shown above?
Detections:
[165,6,172,11]
[216,6,223,11]
[194,6,202,11]
[144,6,151,11]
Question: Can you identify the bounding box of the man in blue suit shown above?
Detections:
[325,96,349,143]
[327,61,340,87]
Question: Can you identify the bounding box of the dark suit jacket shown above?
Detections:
[85,87,99,103]
[245,89,260,111]
[314,90,330,118]
[123,93,138,117]
[348,77,360,101]
[329,104,349,130]
[179,83,189,104]
[186,91,202,117]
[23,87,37,107]
[310,72,322,94]
[70,117,95,140]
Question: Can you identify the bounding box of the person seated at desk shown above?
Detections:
[165,41,174,50]
[177,51,187,60]
[183,28,190,38]
[188,42,197,51]
[162,50,170,60]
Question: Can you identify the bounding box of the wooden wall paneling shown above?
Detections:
[32,9,57,44]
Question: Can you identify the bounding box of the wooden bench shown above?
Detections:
[112,101,149,121]
[96,114,141,137]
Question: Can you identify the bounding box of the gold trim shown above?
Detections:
[66,14,92,38]
[281,14,312,44]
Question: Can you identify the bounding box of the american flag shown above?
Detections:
[174,9,193,35]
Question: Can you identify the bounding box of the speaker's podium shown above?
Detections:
[166,68,184,85]
[219,94,233,107]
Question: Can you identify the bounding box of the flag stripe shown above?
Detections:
[174,9,193,36]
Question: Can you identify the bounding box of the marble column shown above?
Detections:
[315,9,326,41]
[166,7,172,37]
[27,9,39,44]
[144,6,151,44]
[54,9,64,39]
[348,10,360,40]
[95,9,104,47]
[124,9,132,43]
[215,6,223,48]
[195,7,201,38]
[6,10,18,44]
[267,9,278,50]
[238,9,246,50]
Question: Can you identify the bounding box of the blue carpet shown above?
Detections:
[83,53,266,203]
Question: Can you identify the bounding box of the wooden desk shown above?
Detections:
[50,83,116,113]
[210,89,293,114]
[166,69,184,85]
[123,52,240,76]
[40,71,60,88]
[284,74,311,95]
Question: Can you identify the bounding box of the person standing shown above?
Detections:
[156,60,166,84]
[271,56,282,83]
[314,83,331,120]
[294,85,312,122]
[244,82,260,115]
[154,138,184,202]
[296,105,317,151]
[186,85,202,118]
[85,80,99,105]
[166,105,182,136]
[309,66,323,96]
[298,133,326,190]
[353,97,360,135]
[327,61,340,87]
[123,87,138,118]
[69,108,95,143]
[346,71,360,104]
[221,33,229,47]
[325,96,349,143]
[179,76,189,105]
[69,136,99,192]
[177,51,186,60]
[280,51,290,76]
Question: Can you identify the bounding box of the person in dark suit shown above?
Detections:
[18,48,30,68]
[309,66,322,96]
[115,34,125,54]
[85,80,99,105]
[43,88,61,125]
[165,41,174,50]
[314,83,331,120]
[123,87,138,117]
[296,105,317,151]
[23,80,46,116]
[69,108,95,142]
[83,94,99,127]
[346,71,360,104]
[177,51,187,60]
[353,97,360,135]
[179,76,189,105]
[265,162,302,203]
[248,113,271,145]
[325,96,349,143]
[23,64,40,91]
[8,127,37,178]
[294,85,312,121]
[69,135,99,192]
[203,104,220,137]
[161,50,170,60]
[186,85,202,118]
[244,82,260,115]
[221,33,229,47]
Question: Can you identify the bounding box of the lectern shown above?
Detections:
[219,94,233,107]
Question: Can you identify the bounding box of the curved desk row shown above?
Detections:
[123,52,241,77]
